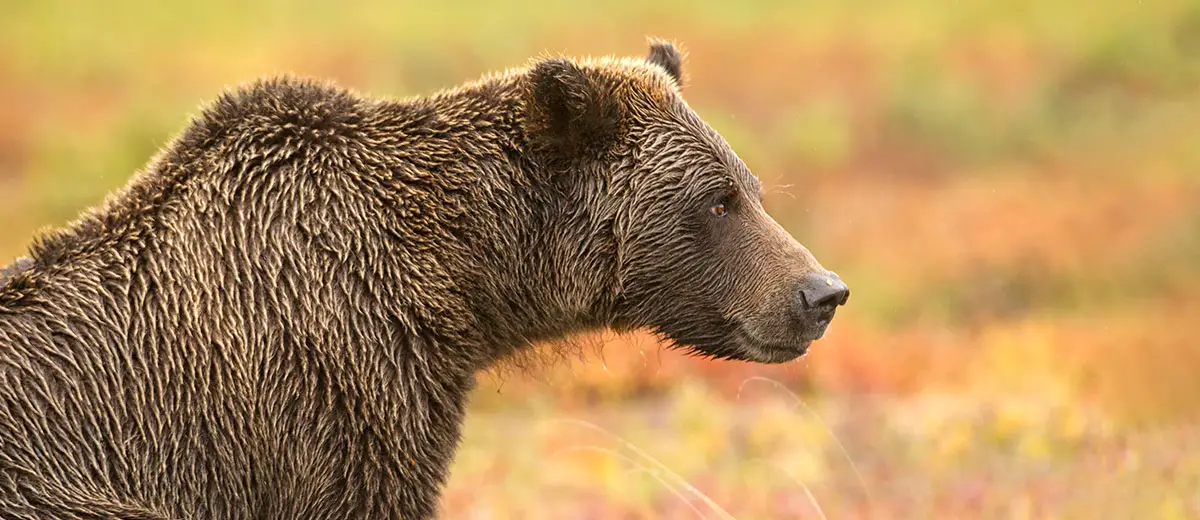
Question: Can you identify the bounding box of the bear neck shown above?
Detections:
[452,166,620,363]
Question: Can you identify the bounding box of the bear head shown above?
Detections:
[520,40,849,363]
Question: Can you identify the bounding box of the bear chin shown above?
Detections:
[728,329,813,364]
[740,340,812,364]
[672,336,811,364]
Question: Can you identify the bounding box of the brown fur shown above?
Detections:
[0,41,845,519]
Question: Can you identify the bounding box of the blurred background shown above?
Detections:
[3,1,1198,518]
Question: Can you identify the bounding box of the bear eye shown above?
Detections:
[709,189,735,218]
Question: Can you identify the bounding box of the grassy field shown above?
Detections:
[3,1,1199,517]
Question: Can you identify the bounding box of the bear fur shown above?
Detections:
[0,41,843,519]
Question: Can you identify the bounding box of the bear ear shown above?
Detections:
[525,58,622,164]
[646,39,683,86]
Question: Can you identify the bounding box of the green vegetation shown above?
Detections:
[2,1,1198,517]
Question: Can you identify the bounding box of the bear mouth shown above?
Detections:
[731,327,813,364]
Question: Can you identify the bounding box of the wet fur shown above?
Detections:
[0,40,821,519]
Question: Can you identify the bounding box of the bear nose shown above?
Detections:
[798,270,850,310]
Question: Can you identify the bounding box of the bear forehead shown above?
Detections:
[526,55,682,105]
[575,56,679,86]
[583,57,680,99]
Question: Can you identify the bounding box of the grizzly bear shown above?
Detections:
[0,41,848,519]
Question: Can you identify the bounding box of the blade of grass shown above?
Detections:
[554,445,711,519]
[737,376,875,508]
[556,418,739,520]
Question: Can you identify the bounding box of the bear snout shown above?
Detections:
[797,270,850,311]
[794,270,849,339]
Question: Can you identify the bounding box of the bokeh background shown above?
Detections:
[3,1,1199,518]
